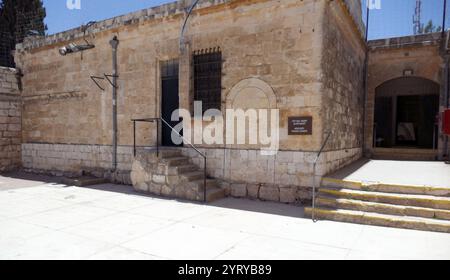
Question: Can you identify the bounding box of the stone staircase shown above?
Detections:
[305,177,450,233]
[131,148,225,202]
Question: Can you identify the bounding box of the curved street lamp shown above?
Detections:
[180,0,200,53]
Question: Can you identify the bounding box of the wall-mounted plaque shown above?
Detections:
[288,117,313,135]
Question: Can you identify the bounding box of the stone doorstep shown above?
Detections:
[304,207,450,234]
[319,188,450,211]
[316,196,450,221]
[321,177,450,197]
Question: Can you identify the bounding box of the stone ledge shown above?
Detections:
[16,0,233,52]
[220,180,313,205]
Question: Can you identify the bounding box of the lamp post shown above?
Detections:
[180,0,200,53]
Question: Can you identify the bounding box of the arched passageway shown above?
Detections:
[374,77,440,149]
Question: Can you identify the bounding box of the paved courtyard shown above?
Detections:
[329,159,450,188]
[1,172,450,260]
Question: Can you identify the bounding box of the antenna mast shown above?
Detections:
[413,0,423,35]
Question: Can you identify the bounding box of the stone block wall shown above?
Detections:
[15,0,326,152]
[181,146,362,203]
[21,143,133,184]
[0,67,21,172]
[321,1,366,153]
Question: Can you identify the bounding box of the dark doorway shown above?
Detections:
[161,59,182,147]
[374,77,440,149]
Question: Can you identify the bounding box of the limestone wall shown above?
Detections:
[343,0,365,35]
[0,67,21,172]
[318,1,366,168]
[181,146,361,197]
[15,0,325,151]
[21,143,133,183]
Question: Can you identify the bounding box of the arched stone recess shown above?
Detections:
[226,78,277,110]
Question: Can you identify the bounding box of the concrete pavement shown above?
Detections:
[1,172,450,260]
[328,159,450,188]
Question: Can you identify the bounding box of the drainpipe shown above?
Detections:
[362,6,370,156]
[445,55,449,158]
[110,36,119,171]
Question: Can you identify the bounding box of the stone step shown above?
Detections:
[321,177,450,197]
[205,188,226,203]
[304,207,450,233]
[316,196,450,221]
[371,152,437,161]
[180,171,205,181]
[158,149,182,158]
[371,148,438,161]
[173,164,198,174]
[319,188,450,210]
[162,157,190,167]
[192,179,219,190]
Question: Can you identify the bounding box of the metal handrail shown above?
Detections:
[312,131,332,222]
[132,117,208,203]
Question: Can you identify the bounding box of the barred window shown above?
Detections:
[193,48,222,113]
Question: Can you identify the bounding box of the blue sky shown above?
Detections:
[365,0,445,39]
[43,0,446,39]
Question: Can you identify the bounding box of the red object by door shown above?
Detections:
[444,109,450,135]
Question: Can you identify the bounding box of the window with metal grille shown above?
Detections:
[193,48,222,113]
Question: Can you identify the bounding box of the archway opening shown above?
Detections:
[374,77,440,149]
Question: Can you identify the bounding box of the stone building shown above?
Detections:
[0,67,21,172]
[365,33,449,161]
[1,0,449,204]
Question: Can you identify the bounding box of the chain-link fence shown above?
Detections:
[0,31,14,67]
[14,9,46,43]
[0,4,46,67]
[362,0,447,40]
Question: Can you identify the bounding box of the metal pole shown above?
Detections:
[110,36,119,171]
[365,4,370,42]
[443,0,447,38]
[204,157,207,203]
[133,121,136,157]
[362,4,371,155]
[157,119,160,158]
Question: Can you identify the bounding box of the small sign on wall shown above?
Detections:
[288,117,313,135]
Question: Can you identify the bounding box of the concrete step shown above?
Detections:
[304,207,450,233]
[322,177,450,197]
[319,188,450,210]
[62,176,108,187]
[316,196,450,221]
